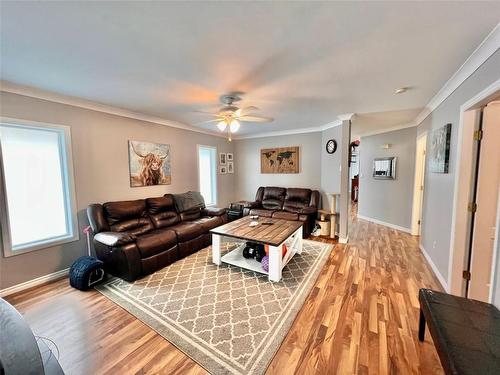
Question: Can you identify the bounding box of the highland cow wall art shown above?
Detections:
[129,140,171,186]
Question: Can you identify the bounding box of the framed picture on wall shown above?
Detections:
[227,162,234,174]
[128,140,171,187]
[429,123,452,173]
[219,166,227,174]
[219,153,226,165]
[227,153,233,161]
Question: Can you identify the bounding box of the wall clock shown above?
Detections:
[326,139,337,154]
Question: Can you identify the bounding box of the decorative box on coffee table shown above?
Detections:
[210,216,303,282]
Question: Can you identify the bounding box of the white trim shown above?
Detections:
[447,78,500,293]
[0,268,69,297]
[196,144,218,207]
[411,132,427,236]
[413,23,500,127]
[0,81,227,139]
[357,214,412,234]
[358,122,417,138]
[419,244,449,292]
[339,236,349,244]
[0,117,80,257]
[489,187,500,304]
[235,119,343,140]
[338,113,355,121]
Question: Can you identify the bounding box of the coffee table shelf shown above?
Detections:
[211,216,304,282]
[221,244,268,275]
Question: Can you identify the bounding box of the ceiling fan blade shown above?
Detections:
[241,106,259,113]
[195,119,222,125]
[239,115,274,123]
[192,110,220,116]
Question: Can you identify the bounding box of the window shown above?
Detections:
[0,119,78,256]
[197,145,217,206]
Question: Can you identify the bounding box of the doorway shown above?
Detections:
[466,100,500,301]
[449,82,500,301]
[411,133,427,236]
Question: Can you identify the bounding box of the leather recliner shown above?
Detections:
[243,186,319,237]
[87,194,227,281]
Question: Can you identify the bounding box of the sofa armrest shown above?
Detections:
[202,207,227,217]
[242,201,261,209]
[299,206,317,215]
[94,232,135,247]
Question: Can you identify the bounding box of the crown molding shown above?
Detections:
[413,22,500,126]
[338,113,355,121]
[358,122,417,138]
[234,125,322,140]
[235,118,343,140]
[0,81,227,139]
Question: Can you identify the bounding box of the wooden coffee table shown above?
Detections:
[210,216,303,282]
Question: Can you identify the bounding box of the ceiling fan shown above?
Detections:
[196,93,273,141]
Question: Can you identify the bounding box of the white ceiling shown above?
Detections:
[1,1,499,137]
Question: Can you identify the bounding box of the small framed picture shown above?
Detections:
[219,153,226,165]
[226,153,233,161]
[227,161,234,174]
[219,166,227,174]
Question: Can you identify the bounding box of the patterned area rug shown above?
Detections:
[96,240,332,375]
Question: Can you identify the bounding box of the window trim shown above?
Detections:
[196,144,218,207]
[0,117,79,257]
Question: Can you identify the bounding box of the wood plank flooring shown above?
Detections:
[6,214,444,374]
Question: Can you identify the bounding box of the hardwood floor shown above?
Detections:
[6,214,444,374]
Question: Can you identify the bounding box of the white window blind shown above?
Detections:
[0,121,77,255]
[198,146,217,206]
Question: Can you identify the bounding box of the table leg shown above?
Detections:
[297,226,303,254]
[212,234,221,265]
[268,244,282,282]
[418,309,426,342]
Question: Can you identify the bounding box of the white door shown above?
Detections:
[468,101,500,302]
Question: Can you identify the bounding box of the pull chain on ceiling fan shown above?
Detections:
[196,93,274,141]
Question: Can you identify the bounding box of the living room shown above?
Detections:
[1,2,500,374]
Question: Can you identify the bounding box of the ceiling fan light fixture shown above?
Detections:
[217,121,227,132]
[229,119,240,132]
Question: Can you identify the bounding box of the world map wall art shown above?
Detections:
[261,146,299,174]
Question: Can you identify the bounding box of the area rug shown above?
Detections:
[96,239,332,375]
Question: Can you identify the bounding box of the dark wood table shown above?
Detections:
[210,216,303,282]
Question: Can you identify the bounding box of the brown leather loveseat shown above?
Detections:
[243,186,320,237]
[87,194,227,281]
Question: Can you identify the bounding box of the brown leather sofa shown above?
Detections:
[243,187,320,237]
[87,194,227,281]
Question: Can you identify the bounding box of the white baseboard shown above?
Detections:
[339,236,349,244]
[357,214,412,234]
[419,244,449,292]
[0,268,69,297]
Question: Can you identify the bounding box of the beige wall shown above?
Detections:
[233,132,323,202]
[0,91,235,289]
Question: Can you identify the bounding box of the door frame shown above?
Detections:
[411,132,427,236]
[448,78,500,297]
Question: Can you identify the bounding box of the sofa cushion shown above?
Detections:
[272,211,299,221]
[103,199,154,236]
[136,229,178,258]
[146,196,180,228]
[262,187,286,210]
[180,208,201,221]
[170,222,205,242]
[249,208,275,218]
[283,188,311,213]
[191,216,224,232]
[103,199,147,225]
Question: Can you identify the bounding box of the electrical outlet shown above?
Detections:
[432,241,436,249]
